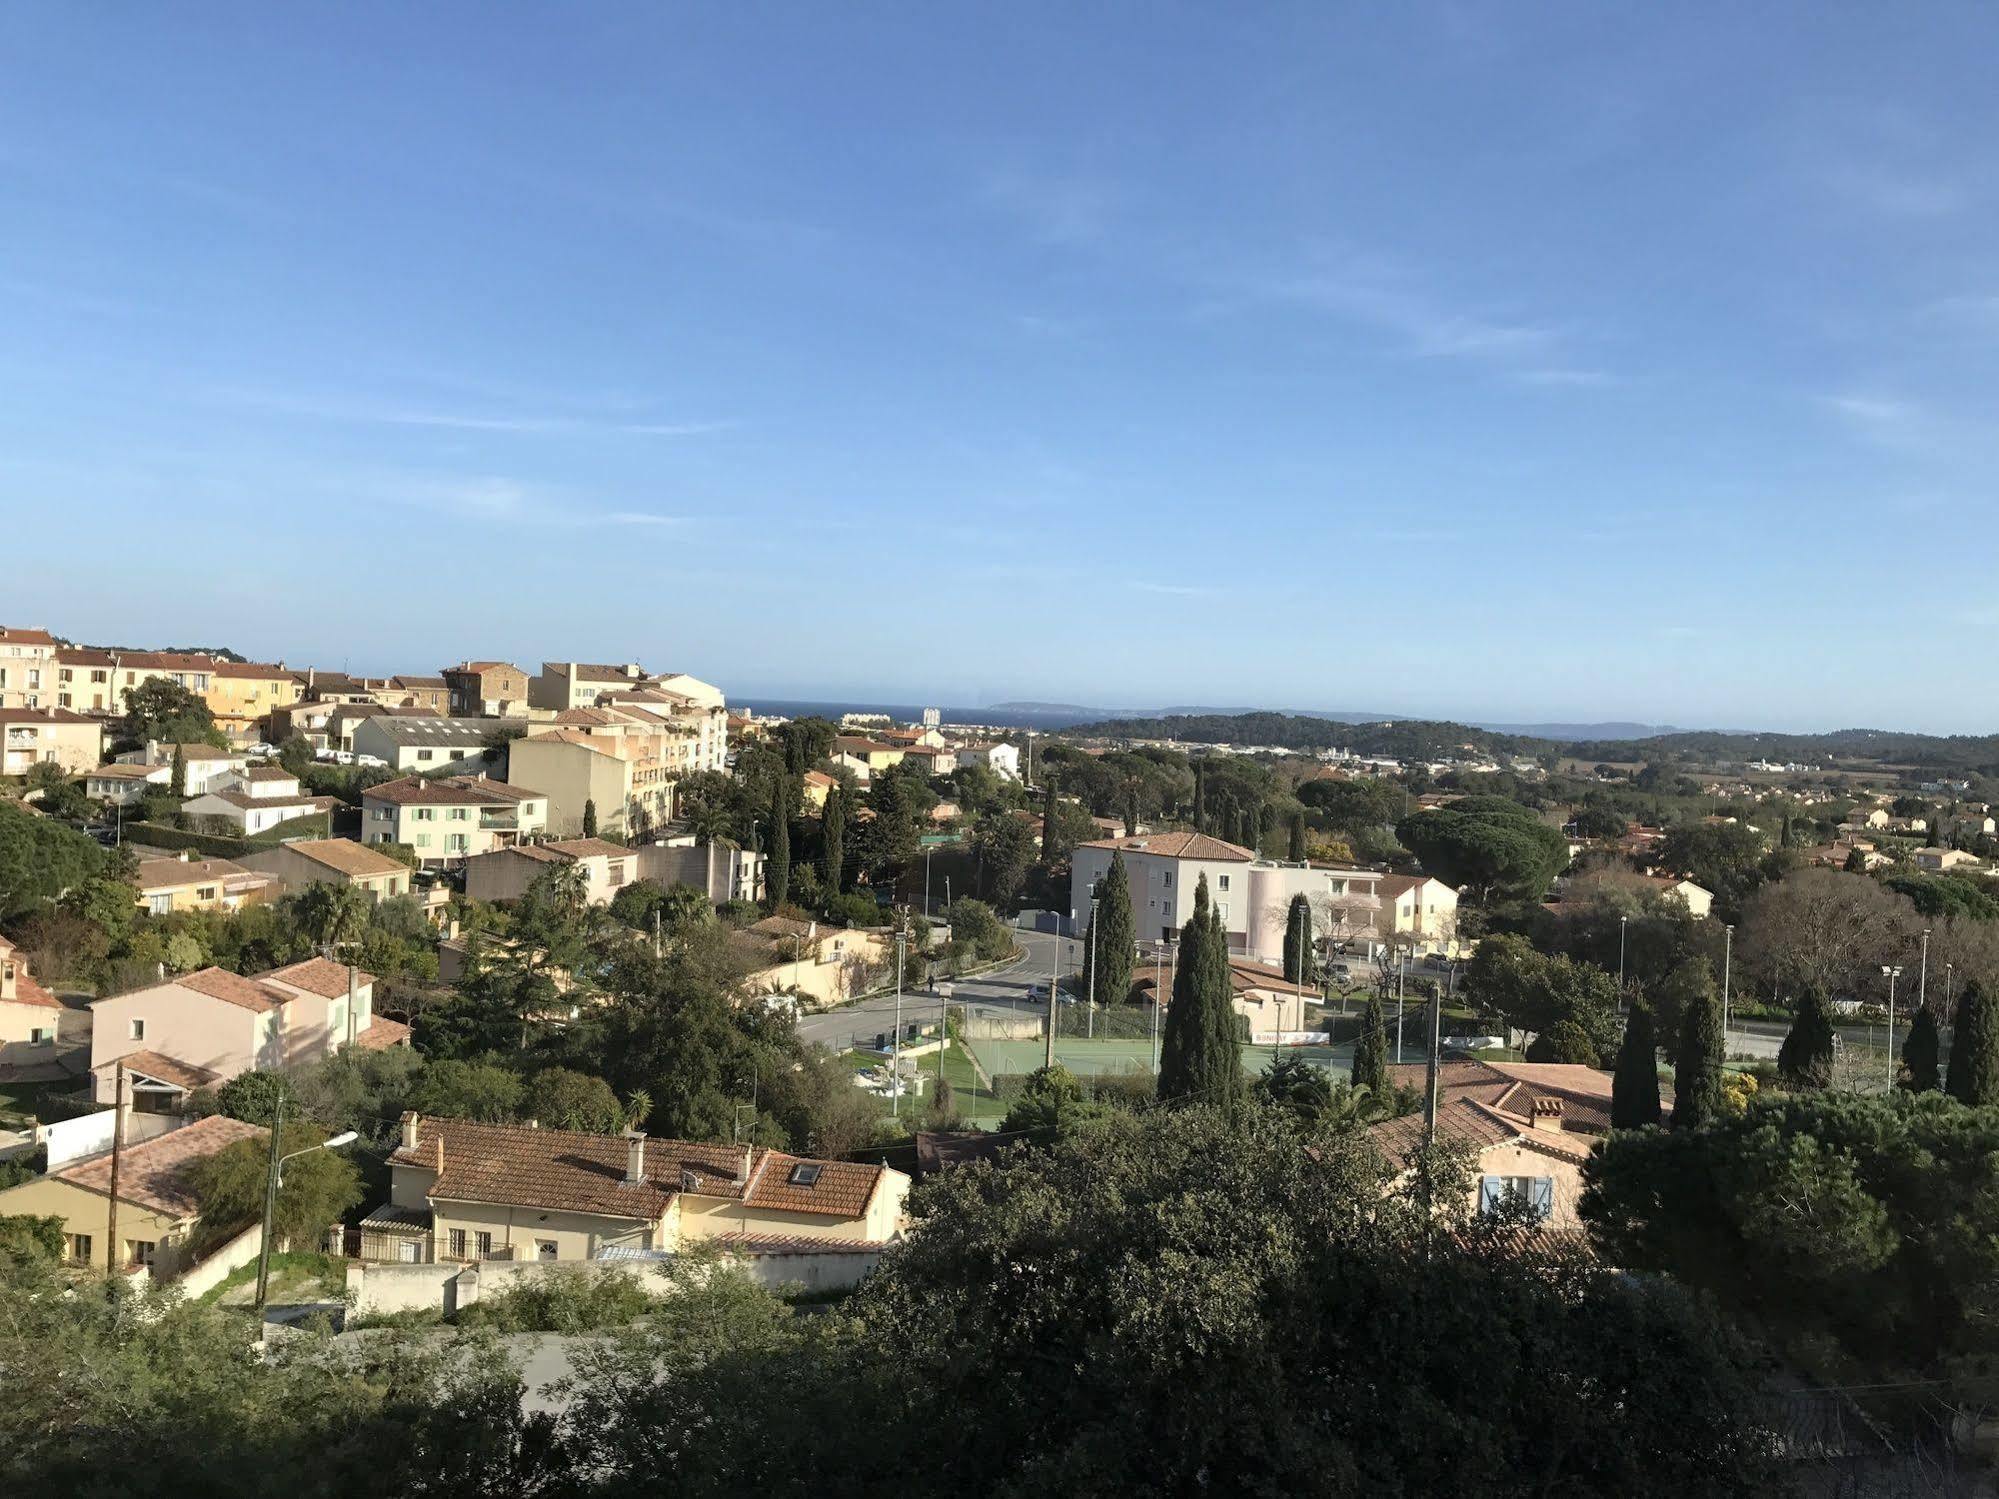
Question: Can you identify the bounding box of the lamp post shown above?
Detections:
[255,1100,358,1309]
[1617,914,1629,993]
[891,919,907,1119]
[1086,895,1100,1040]
[1881,963,1904,1089]
[1721,923,1733,1050]
[1918,926,1931,1018]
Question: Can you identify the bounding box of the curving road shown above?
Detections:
[794,928,1085,1053]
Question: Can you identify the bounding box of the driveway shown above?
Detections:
[794,929,1081,1053]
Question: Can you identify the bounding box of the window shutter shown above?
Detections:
[1479,1176,1504,1215]
[1530,1178,1554,1219]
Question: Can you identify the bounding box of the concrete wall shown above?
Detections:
[171,1220,264,1295]
[40,1105,181,1168]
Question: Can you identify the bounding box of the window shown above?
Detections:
[475,1230,493,1256]
[1218,874,1230,891]
[536,1239,559,1262]
[67,1234,92,1265]
[29,1027,51,1045]
[449,807,468,820]
[448,1228,467,1259]
[416,749,434,762]
[414,807,434,821]
[196,886,217,902]
[788,1163,822,1187]
[1479,1175,1554,1221]
[415,834,431,848]
[129,1018,146,1041]
[128,1240,157,1269]
[1162,871,1172,887]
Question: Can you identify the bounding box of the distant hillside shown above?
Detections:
[1569,727,1999,773]
[1067,711,1546,761]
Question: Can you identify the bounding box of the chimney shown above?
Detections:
[623,1128,647,1186]
[1530,1097,1565,1133]
[736,1144,753,1182]
[400,1111,420,1151]
[179,850,191,863]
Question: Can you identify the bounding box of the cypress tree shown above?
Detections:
[169,744,187,799]
[1611,1001,1662,1128]
[582,798,598,839]
[1778,982,1838,1091]
[1672,982,1725,1129]
[1288,812,1306,862]
[1040,778,1059,862]
[1351,990,1388,1095]
[1158,876,1242,1107]
[1282,893,1314,985]
[1901,1004,1941,1092]
[1085,851,1136,1005]
[1946,980,1999,1106]
[821,787,846,895]
[766,777,791,911]
[1192,762,1207,833]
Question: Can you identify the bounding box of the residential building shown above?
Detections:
[0,707,105,775]
[1846,805,1891,831]
[508,718,680,839]
[350,714,518,773]
[1370,1060,1609,1232]
[181,768,336,836]
[442,661,531,717]
[802,768,838,809]
[641,840,764,906]
[90,957,407,1106]
[1069,832,1383,963]
[733,917,890,1007]
[362,675,452,714]
[350,1112,908,1265]
[0,1114,266,1277]
[465,837,639,905]
[125,739,249,793]
[0,936,65,1063]
[0,626,60,709]
[133,855,276,915]
[530,660,654,711]
[361,773,548,868]
[834,736,906,774]
[1373,874,1462,955]
[1913,846,1983,872]
[290,668,376,705]
[103,650,222,710]
[237,838,414,902]
[203,661,301,740]
[53,647,117,713]
[830,750,874,784]
[1636,875,1715,919]
[1132,954,1319,1041]
[899,743,960,777]
[954,740,1021,780]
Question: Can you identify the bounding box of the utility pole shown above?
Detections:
[1152,940,1166,1075]
[1395,950,1406,1065]
[1918,926,1931,1017]
[1043,922,1061,1069]
[105,1061,125,1285]
[891,922,906,1120]
[652,907,662,959]
[1881,963,1904,1089]
[924,846,934,918]
[1424,989,1443,1137]
[1617,915,1629,995]
[1721,923,1733,1050]
[254,1095,284,1306]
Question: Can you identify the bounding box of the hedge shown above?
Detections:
[124,812,331,860]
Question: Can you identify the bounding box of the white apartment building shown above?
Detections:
[1068,832,1383,966]
[361,773,549,869]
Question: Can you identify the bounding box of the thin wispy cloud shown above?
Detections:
[1272,266,1558,360]
[1128,580,1216,598]
[207,386,729,439]
[594,510,686,527]
[1512,367,1619,388]
[981,166,1122,247]
[1818,391,1937,453]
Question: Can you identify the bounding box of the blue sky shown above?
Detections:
[4,5,1997,731]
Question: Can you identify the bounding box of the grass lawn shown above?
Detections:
[201,1250,347,1307]
[840,1043,1008,1127]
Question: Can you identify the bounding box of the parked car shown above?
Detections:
[354,754,387,768]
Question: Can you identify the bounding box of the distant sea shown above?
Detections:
[734,698,1093,730]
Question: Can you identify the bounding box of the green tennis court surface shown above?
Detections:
[966,1035,1382,1081]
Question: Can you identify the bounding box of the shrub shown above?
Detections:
[457,1267,657,1332]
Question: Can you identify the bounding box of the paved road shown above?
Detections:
[794,929,1082,1053]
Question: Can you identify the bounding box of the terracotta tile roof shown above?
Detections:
[834,736,901,754]
[237,766,297,782]
[5,964,61,1010]
[0,707,99,726]
[389,675,447,690]
[552,708,616,726]
[707,1232,887,1254]
[211,660,291,680]
[1076,831,1257,861]
[111,1048,220,1091]
[362,774,542,807]
[188,788,322,811]
[88,763,161,780]
[1370,1095,1517,1168]
[283,838,408,879]
[57,646,116,667]
[743,1152,886,1218]
[1382,1059,1624,1139]
[175,965,291,1013]
[134,857,258,892]
[353,1017,411,1050]
[539,837,631,861]
[390,1116,732,1220]
[55,1115,264,1218]
[0,626,57,647]
[448,661,520,675]
[803,770,837,788]
[265,956,376,1000]
[117,651,220,672]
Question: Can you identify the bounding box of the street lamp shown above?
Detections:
[1881,963,1904,1088]
[255,1107,358,1309]
[1617,914,1629,993]
[1721,923,1734,1051]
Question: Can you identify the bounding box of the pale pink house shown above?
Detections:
[0,936,65,1063]
[90,958,409,1108]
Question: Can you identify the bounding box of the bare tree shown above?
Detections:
[1736,868,1920,1000]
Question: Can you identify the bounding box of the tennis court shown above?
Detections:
[966,1034,1367,1082]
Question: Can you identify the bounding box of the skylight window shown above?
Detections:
[789,1163,822,1187]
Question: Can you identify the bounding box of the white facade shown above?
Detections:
[956,741,1020,781]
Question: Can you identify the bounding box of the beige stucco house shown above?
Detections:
[354,1113,908,1265]
[464,837,638,905]
[1373,874,1462,955]
[237,837,413,901]
[0,707,105,776]
[1913,846,1983,873]
[203,661,302,740]
[53,647,118,714]
[0,936,65,1063]
[443,661,531,717]
[0,626,61,709]
[89,957,407,1106]
[734,917,890,1006]
[133,855,276,915]
[361,773,548,869]
[0,1114,265,1276]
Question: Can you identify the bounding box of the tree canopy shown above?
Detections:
[1395,796,1567,904]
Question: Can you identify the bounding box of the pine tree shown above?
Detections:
[1611,1001,1662,1128]
[1085,851,1136,1005]
[1288,812,1306,862]
[1901,1005,1941,1092]
[1282,893,1313,985]
[766,777,791,911]
[1778,982,1838,1091]
[582,798,598,838]
[1350,990,1388,1095]
[1672,983,1725,1129]
[821,788,846,894]
[1946,980,1999,1106]
[1157,876,1242,1107]
[169,744,187,799]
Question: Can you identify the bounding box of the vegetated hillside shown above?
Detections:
[1069,711,1548,761]
[1565,727,1999,772]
